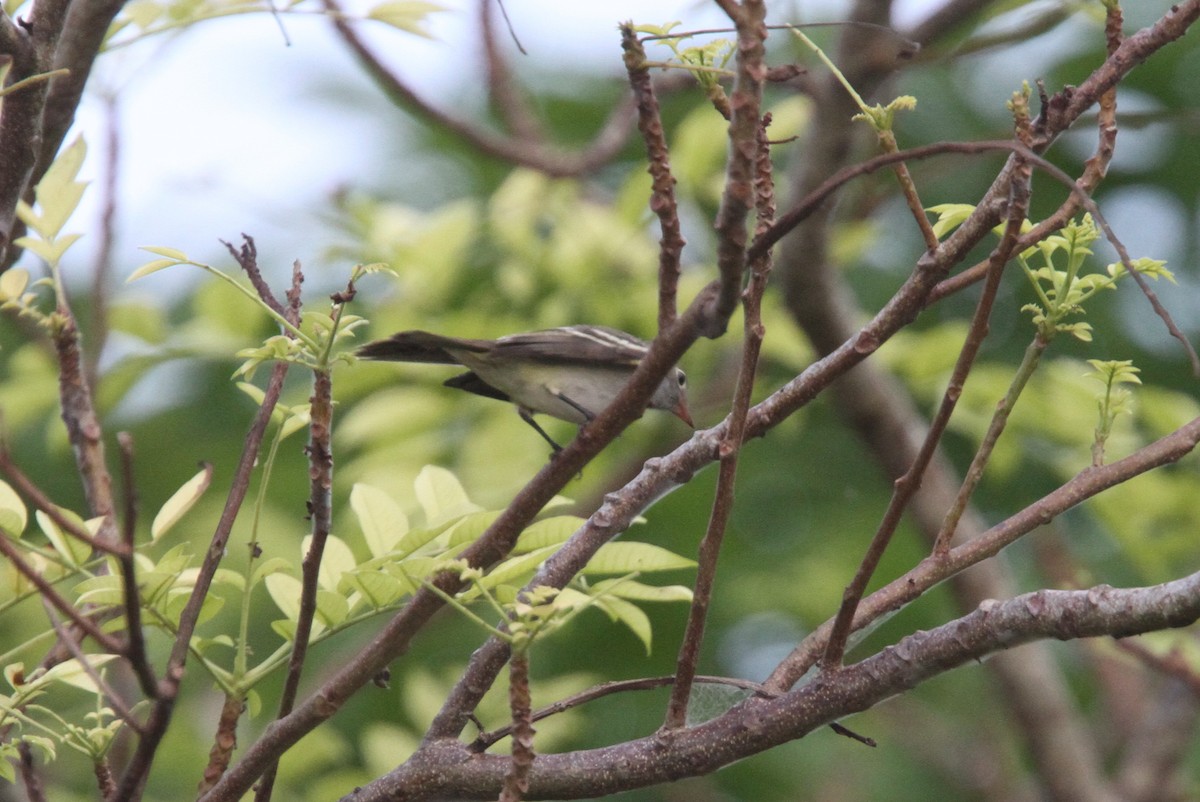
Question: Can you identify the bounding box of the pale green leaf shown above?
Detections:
[315,589,350,627]
[414,465,480,525]
[0,479,27,536]
[589,579,693,603]
[595,596,653,653]
[0,268,29,302]
[265,573,302,620]
[514,515,583,552]
[126,258,181,283]
[251,557,294,587]
[17,232,82,265]
[341,569,405,608]
[140,245,189,260]
[39,655,118,692]
[36,508,91,568]
[27,136,88,240]
[279,408,311,439]
[583,542,696,574]
[445,510,502,547]
[350,483,409,558]
[366,1,445,37]
[151,466,212,541]
[466,545,559,593]
[301,534,357,591]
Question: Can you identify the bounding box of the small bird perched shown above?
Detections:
[356,325,693,450]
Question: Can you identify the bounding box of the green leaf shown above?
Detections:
[151,466,212,541]
[126,257,182,282]
[366,1,446,37]
[588,578,692,603]
[23,136,88,241]
[0,268,29,302]
[140,245,189,260]
[74,575,124,607]
[594,596,653,653]
[340,569,405,608]
[414,465,480,525]
[926,203,977,240]
[315,589,350,627]
[36,508,92,568]
[350,483,409,558]
[265,573,302,620]
[583,542,696,574]
[514,515,583,552]
[301,535,357,591]
[16,232,82,266]
[464,545,559,594]
[0,479,27,536]
[250,557,294,588]
[445,510,502,547]
[39,655,118,692]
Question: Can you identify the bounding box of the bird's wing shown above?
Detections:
[356,331,492,364]
[489,326,649,367]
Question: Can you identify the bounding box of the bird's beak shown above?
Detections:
[673,397,694,428]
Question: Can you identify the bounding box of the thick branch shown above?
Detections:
[349,575,1200,800]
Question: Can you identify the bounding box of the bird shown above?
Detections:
[356,325,693,451]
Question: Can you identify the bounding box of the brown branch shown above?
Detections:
[200,285,719,801]
[821,130,1033,669]
[620,24,684,330]
[322,0,635,178]
[348,574,1200,800]
[197,693,247,797]
[116,432,159,700]
[42,602,143,733]
[498,651,533,802]
[254,360,335,802]
[706,0,766,333]
[769,412,1200,689]
[0,533,123,654]
[665,112,774,729]
[1,0,127,270]
[223,236,291,323]
[479,0,540,143]
[0,445,122,556]
[474,674,773,750]
[51,294,118,548]
[113,358,293,801]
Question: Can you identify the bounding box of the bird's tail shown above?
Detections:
[356,331,491,364]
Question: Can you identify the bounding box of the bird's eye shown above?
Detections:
[677,372,687,387]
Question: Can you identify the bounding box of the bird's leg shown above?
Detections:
[551,391,594,423]
[518,407,564,453]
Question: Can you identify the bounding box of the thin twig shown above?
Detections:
[42,602,144,732]
[821,141,1032,669]
[0,535,123,653]
[665,112,774,729]
[116,432,159,699]
[707,0,767,333]
[620,24,684,330]
[322,0,634,177]
[113,359,292,801]
[0,446,123,556]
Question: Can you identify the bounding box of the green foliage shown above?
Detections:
[15,136,88,270]
[128,251,386,377]
[106,0,445,48]
[635,22,736,91]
